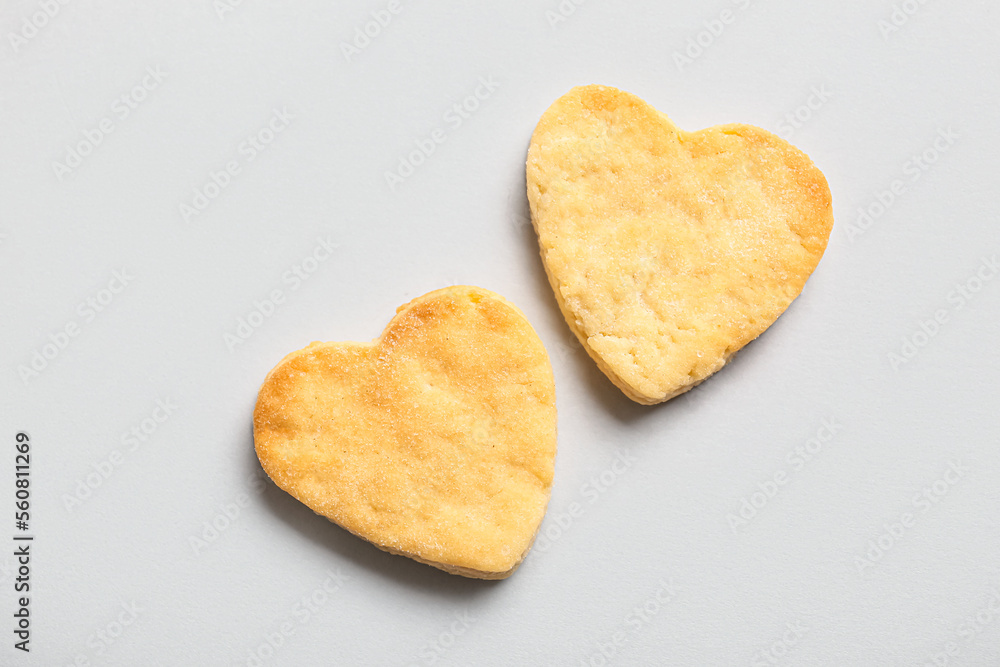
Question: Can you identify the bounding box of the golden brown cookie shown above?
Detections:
[527,85,834,405]
[253,286,557,579]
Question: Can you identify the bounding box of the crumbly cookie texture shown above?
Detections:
[253,286,557,579]
[527,85,834,405]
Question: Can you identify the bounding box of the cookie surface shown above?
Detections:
[527,85,834,405]
[253,286,556,579]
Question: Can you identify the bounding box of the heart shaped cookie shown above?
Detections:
[527,85,834,405]
[253,286,556,579]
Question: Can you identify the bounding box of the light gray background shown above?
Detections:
[1,1,998,665]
